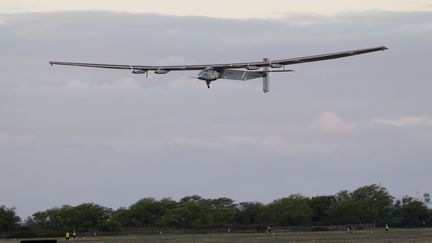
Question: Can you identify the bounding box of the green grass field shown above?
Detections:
[3,228,432,243]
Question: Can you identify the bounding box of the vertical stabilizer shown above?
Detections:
[263,58,270,93]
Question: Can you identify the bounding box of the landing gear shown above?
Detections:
[206,80,211,89]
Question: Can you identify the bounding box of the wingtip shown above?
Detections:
[382,46,389,50]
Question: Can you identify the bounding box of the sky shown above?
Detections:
[0,1,432,219]
[1,0,432,17]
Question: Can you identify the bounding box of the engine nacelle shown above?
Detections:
[271,63,284,68]
[246,65,260,70]
[132,69,148,74]
[154,69,169,74]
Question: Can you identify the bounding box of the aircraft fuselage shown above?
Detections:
[197,69,222,81]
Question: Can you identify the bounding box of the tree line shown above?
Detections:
[1,184,431,233]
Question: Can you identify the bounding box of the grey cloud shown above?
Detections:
[372,116,432,127]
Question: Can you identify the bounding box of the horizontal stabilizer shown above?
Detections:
[221,70,266,81]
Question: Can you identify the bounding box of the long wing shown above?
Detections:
[49,46,387,72]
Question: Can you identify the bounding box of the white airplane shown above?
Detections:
[49,46,387,93]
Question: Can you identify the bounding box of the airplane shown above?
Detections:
[49,46,387,93]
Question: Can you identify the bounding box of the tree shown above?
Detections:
[0,206,21,231]
[328,185,393,225]
[159,201,212,228]
[236,202,265,225]
[328,190,360,224]
[70,203,115,231]
[393,197,429,227]
[264,194,313,226]
[26,203,117,231]
[308,196,336,225]
[179,195,204,204]
[351,184,393,225]
[20,184,432,230]
[113,207,130,228]
[27,205,72,230]
[206,198,239,227]
[120,198,177,227]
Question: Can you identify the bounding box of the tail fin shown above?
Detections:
[263,58,270,93]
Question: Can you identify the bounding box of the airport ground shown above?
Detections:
[2,228,432,243]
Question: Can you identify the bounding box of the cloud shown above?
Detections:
[0,132,36,145]
[312,111,353,133]
[373,117,432,127]
[167,112,354,156]
[15,78,145,95]
[171,137,222,149]
[171,135,291,150]
[228,135,287,146]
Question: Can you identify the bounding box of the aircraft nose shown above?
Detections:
[197,71,207,79]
